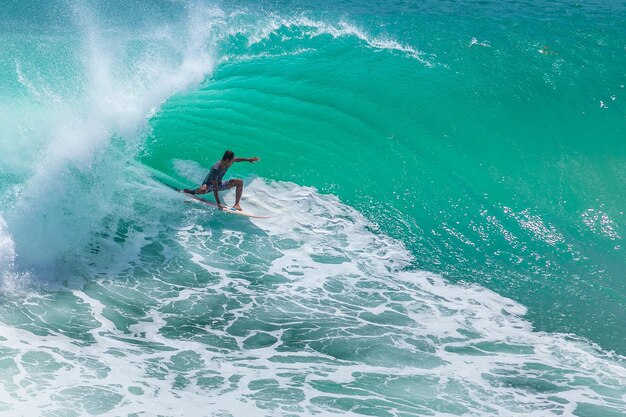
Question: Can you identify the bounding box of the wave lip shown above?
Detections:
[246,16,436,66]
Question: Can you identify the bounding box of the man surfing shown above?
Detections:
[183,150,260,211]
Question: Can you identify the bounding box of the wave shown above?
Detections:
[0,6,624,416]
[0,1,434,277]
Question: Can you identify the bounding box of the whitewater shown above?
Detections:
[0,0,624,416]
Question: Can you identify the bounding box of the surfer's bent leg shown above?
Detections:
[225,179,244,210]
[185,184,209,195]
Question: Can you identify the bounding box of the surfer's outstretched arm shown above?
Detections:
[234,157,260,163]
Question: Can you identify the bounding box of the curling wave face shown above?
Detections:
[0,1,625,415]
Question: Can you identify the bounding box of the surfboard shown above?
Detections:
[158,180,272,219]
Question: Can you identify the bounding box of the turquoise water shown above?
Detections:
[0,0,625,415]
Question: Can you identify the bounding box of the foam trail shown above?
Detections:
[0,179,623,416]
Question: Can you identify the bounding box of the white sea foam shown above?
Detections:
[0,215,31,292]
[0,179,623,416]
[0,216,16,285]
[469,37,491,48]
[245,16,436,66]
[218,48,315,65]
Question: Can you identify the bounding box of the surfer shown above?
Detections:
[183,150,260,211]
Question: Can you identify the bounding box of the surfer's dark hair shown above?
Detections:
[222,150,235,161]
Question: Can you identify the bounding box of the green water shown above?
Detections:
[141,6,626,353]
[0,1,625,415]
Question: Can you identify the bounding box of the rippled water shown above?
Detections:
[0,0,624,415]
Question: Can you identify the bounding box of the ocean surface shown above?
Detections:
[0,0,625,415]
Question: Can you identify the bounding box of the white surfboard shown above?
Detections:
[159,180,272,219]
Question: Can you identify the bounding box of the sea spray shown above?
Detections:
[4,3,218,275]
[0,215,31,292]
